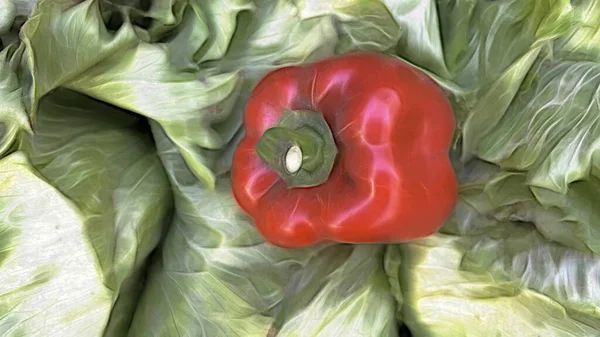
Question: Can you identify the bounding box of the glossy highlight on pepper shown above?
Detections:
[232,52,458,248]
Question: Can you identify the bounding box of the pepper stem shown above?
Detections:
[255,110,338,188]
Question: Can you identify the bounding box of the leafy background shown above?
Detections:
[1,0,600,336]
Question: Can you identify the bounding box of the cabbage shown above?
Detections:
[1,0,600,336]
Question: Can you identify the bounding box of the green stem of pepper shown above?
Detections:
[255,110,338,188]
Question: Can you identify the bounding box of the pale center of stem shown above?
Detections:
[285,145,303,174]
[254,110,337,188]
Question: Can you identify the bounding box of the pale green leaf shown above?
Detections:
[18,89,172,336]
[473,60,600,193]
[64,42,244,187]
[296,0,401,54]
[383,0,449,78]
[0,152,113,337]
[553,0,600,61]
[161,0,256,70]
[0,47,30,157]
[273,245,397,337]
[0,0,16,35]
[19,0,138,114]
[387,226,600,337]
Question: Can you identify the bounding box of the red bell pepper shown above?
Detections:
[231,53,457,248]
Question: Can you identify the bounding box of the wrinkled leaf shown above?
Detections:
[296,0,401,54]
[385,157,600,336]
[273,245,397,337]
[65,43,243,188]
[18,89,172,336]
[469,60,600,193]
[0,0,16,35]
[164,0,255,71]
[383,0,448,78]
[19,0,138,114]
[386,226,600,337]
[441,160,600,255]
[0,47,30,157]
[435,0,572,131]
[0,152,113,337]
[553,0,600,62]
